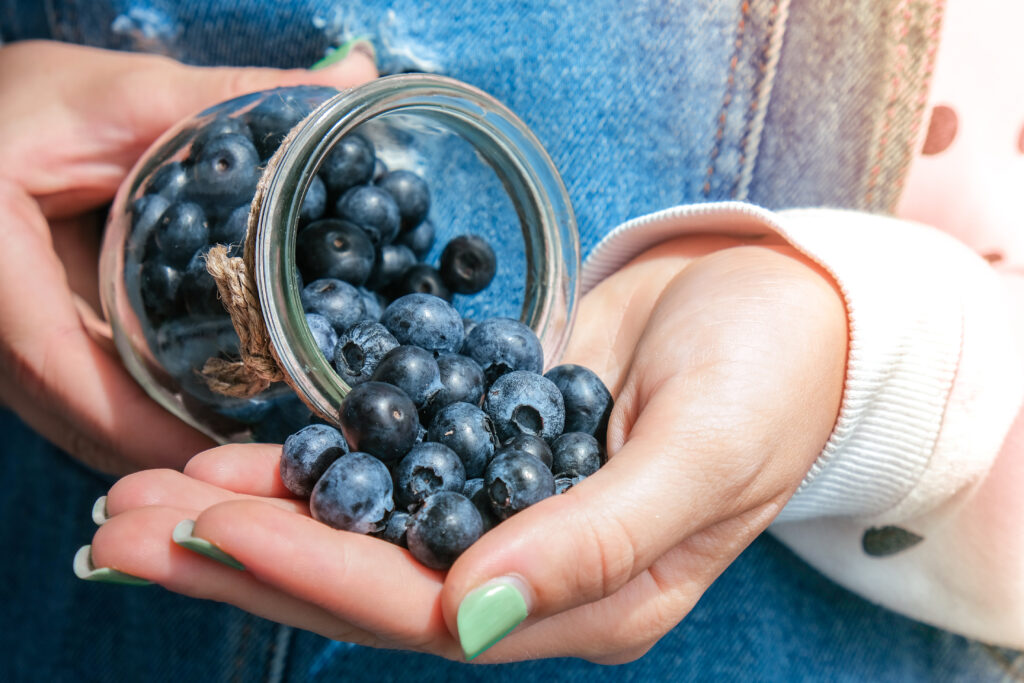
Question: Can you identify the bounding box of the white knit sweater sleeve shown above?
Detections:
[582,201,1024,647]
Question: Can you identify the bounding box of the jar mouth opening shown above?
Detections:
[254,74,578,425]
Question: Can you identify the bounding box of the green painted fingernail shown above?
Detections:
[92,496,109,525]
[73,545,151,586]
[310,36,375,70]
[456,578,530,661]
[172,520,245,571]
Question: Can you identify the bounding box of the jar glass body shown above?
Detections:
[100,75,579,443]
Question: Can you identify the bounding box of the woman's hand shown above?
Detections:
[0,40,376,474]
[87,234,847,662]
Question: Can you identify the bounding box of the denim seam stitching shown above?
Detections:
[703,0,750,199]
[735,0,791,201]
[266,624,293,683]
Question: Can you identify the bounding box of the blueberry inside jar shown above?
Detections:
[100,74,579,442]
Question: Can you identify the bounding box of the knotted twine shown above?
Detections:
[199,124,302,399]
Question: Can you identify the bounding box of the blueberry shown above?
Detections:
[129,194,171,258]
[376,170,430,230]
[152,201,209,268]
[338,381,419,464]
[139,260,183,322]
[305,313,338,361]
[371,158,388,183]
[189,116,253,159]
[426,402,499,479]
[300,174,328,224]
[463,318,544,384]
[406,491,483,570]
[396,218,435,258]
[485,450,555,520]
[296,219,375,286]
[551,432,605,477]
[371,345,444,410]
[431,353,485,415]
[391,264,452,302]
[144,161,190,200]
[188,133,260,209]
[380,293,464,356]
[544,364,614,440]
[321,133,375,196]
[462,477,499,532]
[246,91,314,159]
[300,278,366,332]
[461,318,477,344]
[250,393,315,444]
[154,316,240,383]
[310,452,394,534]
[376,510,411,547]
[179,247,223,316]
[357,287,385,322]
[501,433,553,470]
[393,442,466,510]
[335,185,401,246]
[333,321,399,386]
[209,204,249,247]
[440,235,496,294]
[554,475,584,495]
[280,423,349,497]
[364,243,416,291]
[484,370,565,443]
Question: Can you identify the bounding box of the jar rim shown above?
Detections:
[254,74,579,424]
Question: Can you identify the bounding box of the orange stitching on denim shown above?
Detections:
[704,0,750,198]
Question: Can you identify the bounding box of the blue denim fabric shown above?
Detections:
[0,0,1019,680]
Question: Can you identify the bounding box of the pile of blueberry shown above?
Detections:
[280,292,613,570]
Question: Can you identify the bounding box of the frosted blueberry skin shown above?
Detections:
[392,264,452,302]
[544,364,614,440]
[296,219,375,287]
[501,433,554,470]
[210,204,249,247]
[333,321,399,386]
[245,91,315,159]
[484,370,565,443]
[393,442,466,511]
[188,133,260,210]
[299,174,328,224]
[554,474,585,495]
[427,401,500,479]
[406,491,484,570]
[300,278,366,333]
[430,353,486,416]
[320,132,375,196]
[335,185,401,247]
[375,510,411,548]
[371,345,444,410]
[485,450,556,520]
[310,452,394,534]
[364,244,417,291]
[380,293,464,356]
[439,235,497,295]
[144,160,190,201]
[339,381,419,464]
[357,287,385,322]
[151,201,208,268]
[462,477,499,532]
[280,423,349,497]
[463,318,544,385]
[551,432,605,477]
[376,169,430,230]
[396,217,435,259]
[304,313,338,361]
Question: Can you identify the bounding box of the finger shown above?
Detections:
[104,467,308,519]
[443,246,848,660]
[0,182,214,473]
[183,443,295,498]
[88,505,391,649]
[189,499,461,658]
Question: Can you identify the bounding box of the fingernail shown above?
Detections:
[456,577,530,661]
[172,520,245,570]
[73,545,151,586]
[92,496,109,525]
[310,37,376,71]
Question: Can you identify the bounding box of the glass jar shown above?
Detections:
[100,74,579,443]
